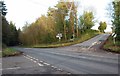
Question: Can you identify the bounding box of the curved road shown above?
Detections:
[14,34,119,74]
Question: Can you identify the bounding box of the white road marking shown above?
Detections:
[6,67,21,70]
[33,61,37,63]
[24,48,31,50]
[1,67,21,70]
[38,63,43,66]
[58,69,62,71]
[43,63,50,66]
[88,42,97,49]
[40,61,43,63]
[52,66,57,69]
[30,59,34,61]
[35,59,39,61]
[23,54,45,67]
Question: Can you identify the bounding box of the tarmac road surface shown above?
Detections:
[2,34,119,74]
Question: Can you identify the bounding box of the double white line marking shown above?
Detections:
[23,53,44,67]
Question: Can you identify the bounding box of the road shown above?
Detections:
[3,34,119,74]
[2,55,68,74]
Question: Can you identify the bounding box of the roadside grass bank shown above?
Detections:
[32,31,99,48]
[103,36,120,53]
[1,47,23,57]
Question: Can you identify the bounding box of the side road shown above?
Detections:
[2,55,70,74]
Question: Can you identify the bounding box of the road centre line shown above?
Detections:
[88,34,106,49]
[88,42,97,49]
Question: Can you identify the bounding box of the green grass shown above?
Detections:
[32,31,98,48]
[1,48,22,57]
[103,36,120,53]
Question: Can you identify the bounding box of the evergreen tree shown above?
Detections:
[0,1,7,16]
[112,1,120,41]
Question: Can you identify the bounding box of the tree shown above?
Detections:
[79,11,95,32]
[19,0,79,45]
[9,21,19,45]
[112,0,120,41]
[2,17,19,46]
[19,14,57,45]
[2,16,10,45]
[48,0,78,40]
[56,1,68,40]
[1,1,20,46]
[98,21,107,33]
[0,1,7,16]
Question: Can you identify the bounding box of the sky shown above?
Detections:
[4,0,112,32]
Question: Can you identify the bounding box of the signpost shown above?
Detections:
[112,33,117,45]
[113,34,117,45]
[56,33,62,42]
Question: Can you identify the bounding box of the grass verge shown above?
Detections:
[1,47,22,57]
[32,31,98,48]
[103,36,120,53]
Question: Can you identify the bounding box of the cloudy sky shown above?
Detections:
[4,0,112,32]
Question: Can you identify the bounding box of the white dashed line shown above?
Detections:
[33,61,37,63]
[28,58,32,60]
[40,61,43,63]
[35,59,39,61]
[23,54,45,67]
[38,63,43,66]
[43,63,50,66]
[58,69,62,71]
[52,66,57,69]
[23,54,68,73]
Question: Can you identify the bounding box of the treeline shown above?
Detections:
[1,1,20,47]
[19,0,96,45]
[112,1,120,41]
[18,0,120,46]
[2,16,20,46]
[2,0,119,47]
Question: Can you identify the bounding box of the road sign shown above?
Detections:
[56,33,62,41]
[113,34,117,38]
[113,34,117,45]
